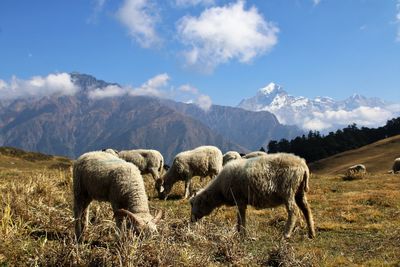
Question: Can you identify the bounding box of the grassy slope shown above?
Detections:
[0,146,399,266]
[310,134,400,175]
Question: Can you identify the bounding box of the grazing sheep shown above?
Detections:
[346,164,366,176]
[73,151,162,241]
[102,148,119,156]
[157,146,223,200]
[223,151,241,166]
[242,151,267,159]
[190,153,315,239]
[393,158,400,173]
[118,149,164,182]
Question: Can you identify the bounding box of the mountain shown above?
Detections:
[0,73,300,163]
[163,100,302,151]
[238,83,399,132]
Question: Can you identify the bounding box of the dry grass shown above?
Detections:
[310,134,400,175]
[0,163,399,266]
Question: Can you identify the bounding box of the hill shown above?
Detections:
[0,146,72,170]
[0,147,399,266]
[310,134,400,175]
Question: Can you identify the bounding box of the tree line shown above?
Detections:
[267,117,400,163]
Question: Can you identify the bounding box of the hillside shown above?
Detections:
[0,146,72,170]
[310,134,400,175]
[0,147,399,266]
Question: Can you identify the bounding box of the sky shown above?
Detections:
[0,0,400,108]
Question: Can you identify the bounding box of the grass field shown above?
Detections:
[0,144,399,266]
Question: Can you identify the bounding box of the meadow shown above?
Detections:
[0,148,399,266]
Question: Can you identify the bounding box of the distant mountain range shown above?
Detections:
[238,83,400,132]
[0,74,301,163]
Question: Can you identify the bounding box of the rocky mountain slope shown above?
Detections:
[0,73,300,163]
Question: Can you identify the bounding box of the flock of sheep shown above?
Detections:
[73,145,400,242]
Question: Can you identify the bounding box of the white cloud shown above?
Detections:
[177,0,279,72]
[88,85,127,99]
[175,0,215,7]
[195,94,212,111]
[130,73,170,97]
[177,84,212,111]
[0,73,78,100]
[85,74,212,110]
[116,0,160,48]
[302,106,395,131]
[179,84,198,94]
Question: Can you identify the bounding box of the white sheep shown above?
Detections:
[157,146,223,200]
[190,153,315,239]
[242,151,267,159]
[392,158,400,173]
[222,151,241,166]
[346,164,366,176]
[118,149,164,182]
[102,148,119,157]
[73,151,162,241]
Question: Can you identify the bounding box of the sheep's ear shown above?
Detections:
[152,210,163,224]
[115,209,145,228]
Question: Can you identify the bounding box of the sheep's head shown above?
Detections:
[155,178,166,198]
[189,190,214,223]
[115,209,162,235]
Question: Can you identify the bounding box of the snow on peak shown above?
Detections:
[258,82,282,95]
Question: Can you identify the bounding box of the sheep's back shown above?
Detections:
[221,154,307,208]
[73,152,149,212]
[178,146,222,176]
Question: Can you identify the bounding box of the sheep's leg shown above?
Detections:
[149,168,158,183]
[184,178,192,199]
[74,197,91,242]
[284,198,297,239]
[237,205,247,236]
[295,192,315,238]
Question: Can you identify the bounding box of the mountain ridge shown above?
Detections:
[0,73,300,163]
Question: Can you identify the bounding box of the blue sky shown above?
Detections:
[0,0,399,107]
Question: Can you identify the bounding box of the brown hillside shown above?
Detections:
[310,134,400,175]
[0,146,72,170]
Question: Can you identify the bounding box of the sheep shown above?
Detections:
[156,146,223,200]
[117,149,164,182]
[346,164,366,176]
[242,151,267,159]
[102,148,119,156]
[73,151,162,241]
[392,158,400,173]
[223,151,241,166]
[190,153,315,239]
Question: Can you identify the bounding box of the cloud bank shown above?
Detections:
[0,73,78,100]
[116,0,160,48]
[300,106,397,131]
[87,74,213,110]
[177,0,279,72]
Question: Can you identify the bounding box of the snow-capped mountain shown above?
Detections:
[238,83,400,132]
